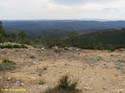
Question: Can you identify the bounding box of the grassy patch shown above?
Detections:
[85,55,103,65]
[0,60,16,71]
[38,80,46,85]
[109,55,125,73]
[115,62,125,73]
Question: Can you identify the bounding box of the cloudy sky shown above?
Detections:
[0,0,125,20]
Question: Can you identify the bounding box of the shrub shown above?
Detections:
[0,60,16,71]
[44,75,81,93]
[38,80,46,85]
[57,76,78,91]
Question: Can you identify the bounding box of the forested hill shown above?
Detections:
[1,20,125,50]
[65,28,125,50]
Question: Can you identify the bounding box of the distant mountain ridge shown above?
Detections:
[2,20,125,37]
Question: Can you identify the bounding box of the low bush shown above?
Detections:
[0,44,27,49]
[45,75,81,93]
[57,75,77,91]
[0,60,16,71]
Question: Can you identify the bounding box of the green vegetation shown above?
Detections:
[57,75,78,91]
[0,44,27,49]
[45,75,81,93]
[0,60,16,71]
[38,80,46,85]
[1,20,125,50]
[44,29,125,51]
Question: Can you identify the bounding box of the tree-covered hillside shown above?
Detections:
[31,28,125,50]
[64,29,125,50]
[1,20,125,50]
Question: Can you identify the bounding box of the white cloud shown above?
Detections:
[0,0,125,20]
[53,0,116,6]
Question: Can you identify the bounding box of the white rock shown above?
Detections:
[117,89,124,93]
[7,77,12,81]
[84,87,93,91]
[15,80,20,86]
[41,47,45,50]
[20,83,24,86]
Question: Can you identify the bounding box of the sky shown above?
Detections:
[0,0,125,20]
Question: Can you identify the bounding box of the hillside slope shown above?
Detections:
[65,29,125,49]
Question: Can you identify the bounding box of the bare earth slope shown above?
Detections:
[0,48,125,93]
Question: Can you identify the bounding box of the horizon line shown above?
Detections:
[1,18,125,22]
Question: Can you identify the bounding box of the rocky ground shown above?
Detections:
[0,47,125,93]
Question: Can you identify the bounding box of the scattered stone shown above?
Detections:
[33,61,37,64]
[118,48,125,51]
[84,87,93,91]
[15,80,24,86]
[117,89,124,93]
[67,47,74,50]
[15,80,20,86]
[52,46,59,50]
[7,77,12,81]
[20,82,25,86]
[41,48,45,50]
